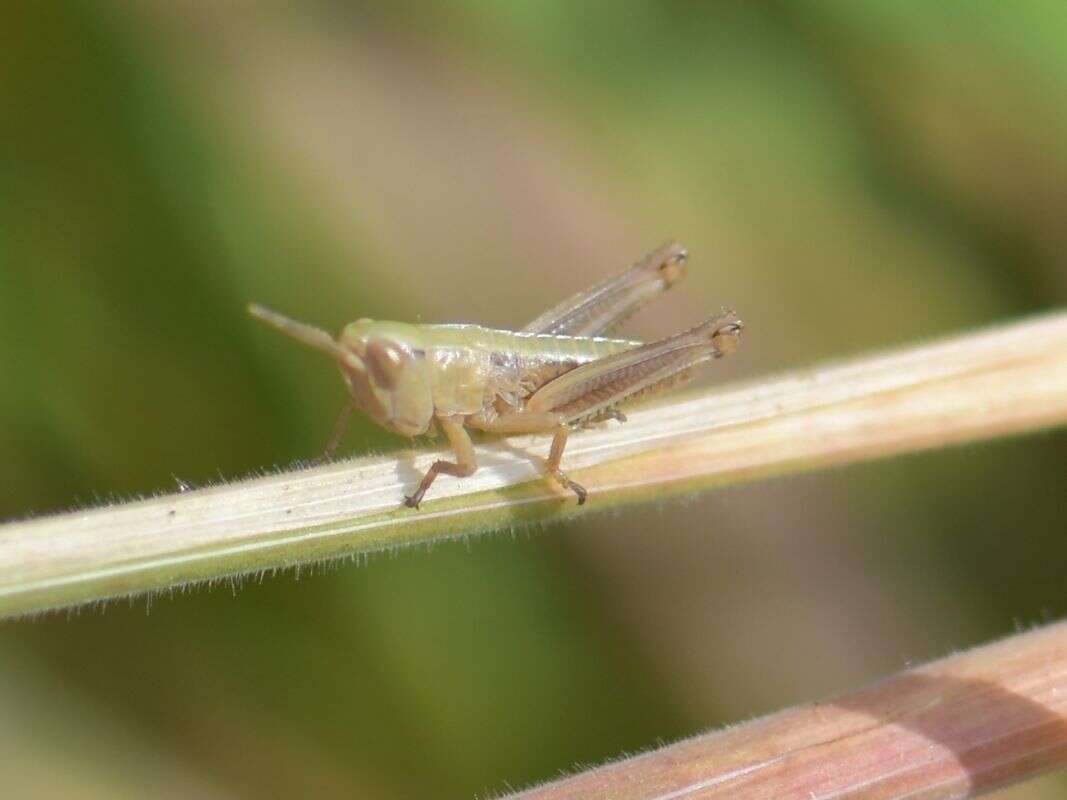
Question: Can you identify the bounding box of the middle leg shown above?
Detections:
[545,426,586,505]
[472,411,587,504]
[405,416,477,508]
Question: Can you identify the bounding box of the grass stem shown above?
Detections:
[511,620,1067,799]
[3,311,1067,617]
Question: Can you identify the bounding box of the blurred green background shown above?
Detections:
[3,2,1067,798]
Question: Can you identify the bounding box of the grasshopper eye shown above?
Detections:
[365,340,407,390]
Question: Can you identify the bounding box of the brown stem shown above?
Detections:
[512,621,1067,799]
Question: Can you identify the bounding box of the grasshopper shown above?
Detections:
[249,242,742,508]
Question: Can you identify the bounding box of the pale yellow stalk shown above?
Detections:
[2,311,1067,617]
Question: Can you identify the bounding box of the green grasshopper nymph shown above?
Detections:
[249,242,743,508]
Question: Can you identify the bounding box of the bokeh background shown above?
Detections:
[3,2,1067,798]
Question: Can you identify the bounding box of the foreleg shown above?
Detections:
[322,400,355,460]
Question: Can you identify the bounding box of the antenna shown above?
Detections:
[247,303,344,360]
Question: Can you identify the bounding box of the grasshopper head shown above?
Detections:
[338,319,435,436]
[248,304,436,437]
